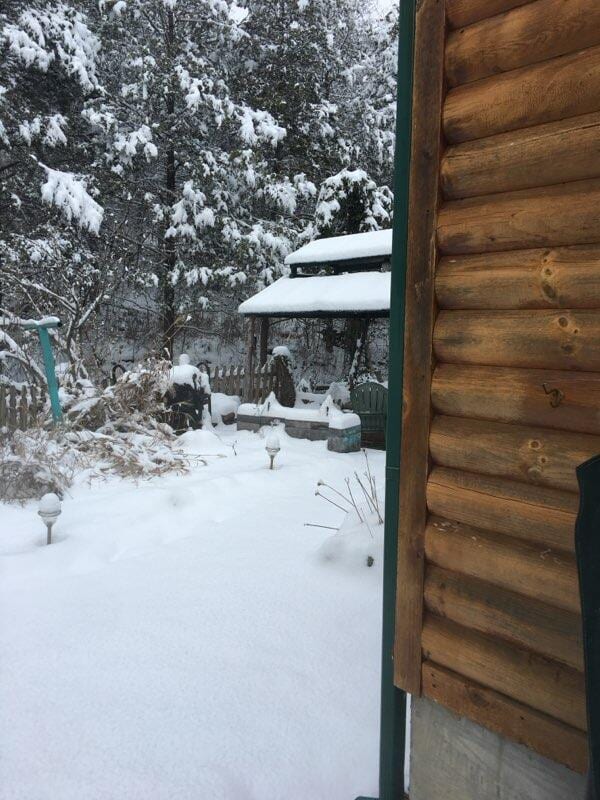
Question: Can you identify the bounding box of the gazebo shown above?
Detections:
[238,229,392,398]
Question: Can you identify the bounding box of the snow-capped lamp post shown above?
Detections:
[265,432,280,470]
[21,316,63,425]
[38,493,62,545]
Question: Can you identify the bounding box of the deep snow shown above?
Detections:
[0,426,384,800]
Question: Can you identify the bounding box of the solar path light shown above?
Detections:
[265,432,280,470]
[38,493,62,545]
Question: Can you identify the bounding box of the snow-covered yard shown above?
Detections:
[0,427,383,800]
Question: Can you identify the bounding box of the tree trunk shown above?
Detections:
[162,9,177,360]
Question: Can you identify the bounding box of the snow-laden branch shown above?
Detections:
[38,163,104,234]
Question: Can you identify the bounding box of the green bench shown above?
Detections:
[350,381,388,449]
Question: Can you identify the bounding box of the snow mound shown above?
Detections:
[211,392,240,424]
[317,509,383,572]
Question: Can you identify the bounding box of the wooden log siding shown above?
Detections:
[444,45,600,144]
[436,246,600,310]
[437,178,600,255]
[424,565,583,670]
[442,114,600,200]
[393,0,597,773]
[424,517,580,614]
[426,467,578,551]
[432,364,600,435]
[445,0,531,30]
[429,415,600,492]
[445,0,600,88]
[434,310,600,371]
[422,615,587,730]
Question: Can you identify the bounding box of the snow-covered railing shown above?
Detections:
[0,384,46,433]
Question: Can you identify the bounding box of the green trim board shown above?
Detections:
[354,0,416,797]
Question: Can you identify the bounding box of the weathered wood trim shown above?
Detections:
[427,467,577,551]
[438,178,600,255]
[434,309,600,372]
[422,615,587,729]
[393,0,446,695]
[424,565,583,669]
[422,662,588,773]
[424,517,580,613]
[436,245,600,310]
[444,44,600,143]
[431,364,600,435]
[445,0,531,30]
[446,0,600,87]
[442,112,600,199]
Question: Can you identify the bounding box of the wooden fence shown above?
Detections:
[0,385,46,433]
[208,363,276,404]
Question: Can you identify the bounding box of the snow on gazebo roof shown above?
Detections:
[284,229,393,268]
[238,271,390,318]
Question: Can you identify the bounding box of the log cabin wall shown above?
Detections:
[394,0,600,774]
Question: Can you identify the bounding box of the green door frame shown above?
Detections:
[356,0,416,797]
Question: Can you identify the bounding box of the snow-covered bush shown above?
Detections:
[0,429,78,502]
[0,359,204,502]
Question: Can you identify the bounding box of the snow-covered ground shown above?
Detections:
[0,426,384,800]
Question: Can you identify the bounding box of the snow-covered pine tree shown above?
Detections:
[88,0,301,356]
[0,1,111,380]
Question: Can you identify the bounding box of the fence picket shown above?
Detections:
[19,387,28,430]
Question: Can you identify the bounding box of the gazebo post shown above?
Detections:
[259,317,269,367]
[244,316,256,401]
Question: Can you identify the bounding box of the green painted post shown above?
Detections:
[23,318,63,424]
[356,0,416,798]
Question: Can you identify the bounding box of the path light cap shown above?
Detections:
[266,433,280,451]
[38,492,61,521]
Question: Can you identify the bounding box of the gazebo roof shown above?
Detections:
[285,229,393,270]
[239,229,393,318]
[238,271,390,318]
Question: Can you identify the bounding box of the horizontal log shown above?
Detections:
[431,364,600,435]
[425,519,580,614]
[427,467,577,551]
[422,615,587,729]
[437,178,600,255]
[445,0,530,29]
[425,565,583,669]
[446,0,600,87]
[429,414,600,492]
[444,44,600,143]
[441,113,600,199]
[434,309,600,371]
[422,662,588,773]
[436,245,600,309]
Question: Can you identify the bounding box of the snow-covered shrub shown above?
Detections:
[64,358,171,431]
[0,429,78,502]
[0,359,205,502]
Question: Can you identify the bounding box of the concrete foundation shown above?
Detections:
[409,697,586,800]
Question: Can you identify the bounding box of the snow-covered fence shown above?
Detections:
[208,363,276,403]
[0,385,46,433]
